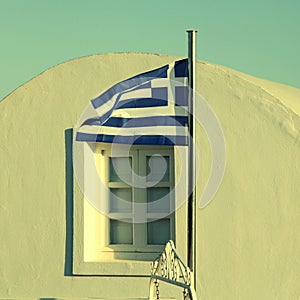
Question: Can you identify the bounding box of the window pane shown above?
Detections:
[147,187,170,212]
[110,220,133,244]
[109,188,132,212]
[147,219,170,245]
[147,156,169,182]
[109,157,132,183]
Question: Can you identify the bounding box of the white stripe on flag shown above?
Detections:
[79,125,187,137]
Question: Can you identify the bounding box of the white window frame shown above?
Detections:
[99,145,175,255]
[73,142,188,276]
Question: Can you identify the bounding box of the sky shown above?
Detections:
[0,0,299,100]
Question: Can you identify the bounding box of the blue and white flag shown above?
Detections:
[76,59,189,145]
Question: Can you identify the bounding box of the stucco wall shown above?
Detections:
[0,53,299,299]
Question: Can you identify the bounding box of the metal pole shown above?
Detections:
[187,30,197,279]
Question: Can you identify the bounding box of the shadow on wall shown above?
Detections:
[64,128,74,276]
[40,298,56,300]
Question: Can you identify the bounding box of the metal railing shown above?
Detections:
[149,240,198,300]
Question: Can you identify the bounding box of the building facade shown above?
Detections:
[0,53,299,299]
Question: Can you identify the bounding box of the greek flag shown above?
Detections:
[76,59,189,145]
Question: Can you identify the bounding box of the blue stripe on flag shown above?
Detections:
[175,59,189,78]
[117,98,168,109]
[102,116,188,127]
[76,132,188,145]
[175,86,189,106]
[151,87,168,101]
[81,116,188,128]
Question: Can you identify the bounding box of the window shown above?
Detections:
[73,142,188,276]
[104,147,175,254]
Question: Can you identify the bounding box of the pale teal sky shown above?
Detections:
[1,0,299,100]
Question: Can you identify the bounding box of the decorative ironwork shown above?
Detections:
[149,240,198,300]
[151,240,191,286]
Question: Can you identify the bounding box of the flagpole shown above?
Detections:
[187,30,197,282]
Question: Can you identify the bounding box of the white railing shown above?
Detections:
[149,240,198,300]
